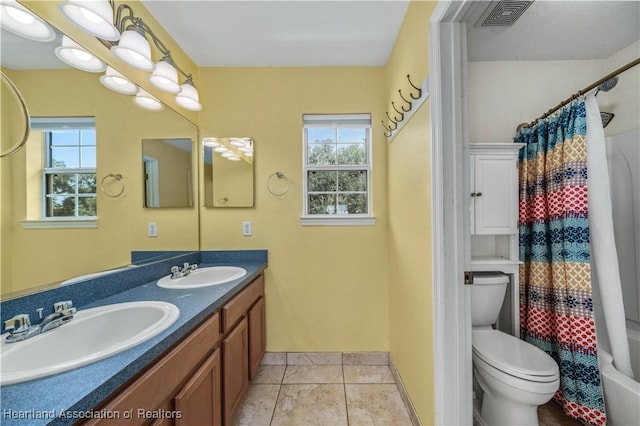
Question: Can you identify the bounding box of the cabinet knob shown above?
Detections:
[471,193,476,197]
[476,192,483,197]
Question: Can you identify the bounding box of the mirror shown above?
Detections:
[0,22,199,298]
[203,137,254,207]
[142,138,194,208]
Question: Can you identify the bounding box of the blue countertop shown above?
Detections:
[0,251,267,425]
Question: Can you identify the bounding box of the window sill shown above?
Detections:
[300,216,376,226]
[21,218,98,229]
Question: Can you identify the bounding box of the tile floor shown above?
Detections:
[232,363,413,425]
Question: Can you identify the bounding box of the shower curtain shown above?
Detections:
[516,100,606,425]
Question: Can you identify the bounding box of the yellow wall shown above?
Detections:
[385,2,437,424]
[1,69,198,294]
[198,67,390,351]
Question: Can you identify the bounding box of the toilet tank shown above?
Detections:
[471,272,509,326]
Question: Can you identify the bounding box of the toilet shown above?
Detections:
[471,272,560,426]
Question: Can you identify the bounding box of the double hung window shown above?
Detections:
[302,114,373,225]
[33,118,97,219]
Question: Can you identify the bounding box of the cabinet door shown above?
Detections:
[175,349,222,426]
[223,316,249,423]
[472,154,519,235]
[248,296,266,380]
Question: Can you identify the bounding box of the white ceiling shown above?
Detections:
[140,0,411,67]
[467,1,640,61]
[2,1,639,70]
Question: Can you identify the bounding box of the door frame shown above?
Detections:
[430,1,479,424]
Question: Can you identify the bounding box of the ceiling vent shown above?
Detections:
[478,1,534,27]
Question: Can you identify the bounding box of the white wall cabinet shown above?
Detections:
[469,143,524,336]
[470,146,521,235]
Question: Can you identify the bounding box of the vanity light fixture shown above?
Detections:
[58,0,120,41]
[59,1,203,112]
[174,78,203,111]
[213,146,229,153]
[202,138,221,147]
[133,88,163,111]
[100,66,138,95]
[111,22,154,72]
[221,152,241,161]
[55,35,106,73]
[148,57,180,93]
[0,0,56,42]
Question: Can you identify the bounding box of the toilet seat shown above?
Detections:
[472,330,559,382]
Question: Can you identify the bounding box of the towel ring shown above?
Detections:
[267,172,290,196]
[101,173,125,198]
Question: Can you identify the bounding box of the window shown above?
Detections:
[33,118,97,219]
[302,114,374,225]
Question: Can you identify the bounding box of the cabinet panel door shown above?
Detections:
[223,316,249,423]
[175,349,222,426]
[473,155,518,234]
[248,296,266,380]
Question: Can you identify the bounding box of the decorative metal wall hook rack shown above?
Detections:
[391,102,405,121]
[398,90,412,111]
[407,74,422,99]
[382,74,430,141]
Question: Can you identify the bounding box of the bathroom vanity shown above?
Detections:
[84,274,264,425]
[0,251,267,426]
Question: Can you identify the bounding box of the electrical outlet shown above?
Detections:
[148,222,158,237]
[242,221,252,236]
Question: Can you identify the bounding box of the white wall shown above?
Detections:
[468,40,639,143]
[599,40,640,136]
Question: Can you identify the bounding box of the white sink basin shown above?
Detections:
[0,301,179,385]
[157,266,247,289]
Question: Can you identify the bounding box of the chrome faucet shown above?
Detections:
[3,300,77,343]
[170,262,198,279]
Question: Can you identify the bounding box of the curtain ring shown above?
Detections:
[101,173,125,198]
[267,172,290,196]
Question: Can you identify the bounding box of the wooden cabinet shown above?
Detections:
[222,316,249,423]
[248,296,266,380]
[469,146,520,235]
[84,313,221,426]
[221,274,265,423]
[175,349,222,426]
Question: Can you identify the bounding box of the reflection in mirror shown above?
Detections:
[0,23,199,299]
[142,138,194,208]
[203,137,254,207]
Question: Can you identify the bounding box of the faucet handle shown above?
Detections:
[53,300,77,316]
[4,314,31,333]
[183,262,190,270]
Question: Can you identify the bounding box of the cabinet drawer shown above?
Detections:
[84,313,220,426]
[221,275,264,334]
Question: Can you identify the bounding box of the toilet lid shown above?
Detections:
[472,330,559,381]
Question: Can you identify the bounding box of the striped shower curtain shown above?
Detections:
[516,100,606,425]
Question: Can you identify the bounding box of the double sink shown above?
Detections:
[1,266,247,386]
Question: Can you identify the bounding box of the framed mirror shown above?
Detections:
[1,20,198,298]
[142,138,194,208]
[203,137,254,207]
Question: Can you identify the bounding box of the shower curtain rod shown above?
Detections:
[520,57,640,129]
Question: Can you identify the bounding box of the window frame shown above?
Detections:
[36,118,97,221]
[301,114,375,226]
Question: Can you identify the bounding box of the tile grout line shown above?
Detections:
[267,364,286,426]
[342,356,351,426]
